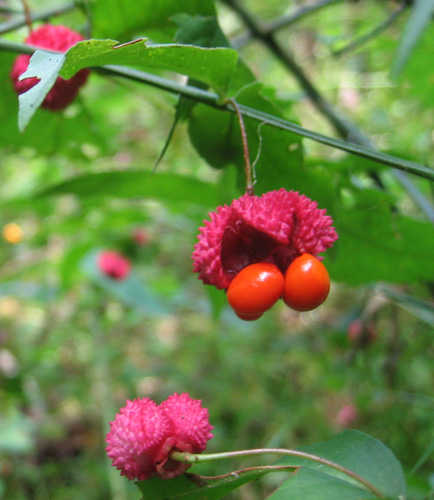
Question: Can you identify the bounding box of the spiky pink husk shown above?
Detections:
[98,251,131,280]
[11,24,89,111]
[106,394,214,481]
[192,189,338,289]
[106,398,172,481]
[160,393,214,454]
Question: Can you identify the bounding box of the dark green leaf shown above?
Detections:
[328,194,434,285]
[137,469,271,500]
[268,467,377,500]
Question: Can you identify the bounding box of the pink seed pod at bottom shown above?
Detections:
[106,394,214,481]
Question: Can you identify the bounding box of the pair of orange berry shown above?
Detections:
[226,254,330,320]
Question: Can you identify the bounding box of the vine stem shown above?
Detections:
[230,98,254,195]
[170,448,386,499]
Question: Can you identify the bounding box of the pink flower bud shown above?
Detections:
[98,251,131,280]
[335,404,359,429]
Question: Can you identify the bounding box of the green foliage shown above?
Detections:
[1,0,434,499]
[19,39,238,129]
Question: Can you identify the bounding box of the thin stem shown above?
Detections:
[232,0,343,49]
[0,38,434,183]
[230,98,254,195]
[333,4,406,57]
[171,448,386,499]
[197,464,298,481]
[0,2,76,36]
[20,0,32,34]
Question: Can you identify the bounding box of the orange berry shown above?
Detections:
[283,254,330,312]
[227,263,284,319]
[2,223,23,244]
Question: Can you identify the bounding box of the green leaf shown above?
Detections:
[36,170,219,208]
[391,0,434,78]
[81,250,168,315]
[18,39,238,130]
[61,40,238,95]
[18,51,64,131]
[273,430,406,500]
[328,193,434,285]
[268,467,377,500]
[137,469,271,500]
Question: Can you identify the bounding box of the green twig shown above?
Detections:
[333,4,406,57]
[171,448,386,499]
[0,1,76,35]
[232,0,343,48]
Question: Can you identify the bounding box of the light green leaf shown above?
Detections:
[18,51,64,131]
[391,0,434,78]
[36,170,218,208]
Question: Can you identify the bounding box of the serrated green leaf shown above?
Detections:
[273,430,406,500]
[36,170,218,208]
[61,40,238,97]
[391,0,434,78]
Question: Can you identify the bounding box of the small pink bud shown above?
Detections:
[335,404,359,429]
[98,251,131,280]
[133,228,150,246]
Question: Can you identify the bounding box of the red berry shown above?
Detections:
[282,254,330,312]
[227,263,284,319]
